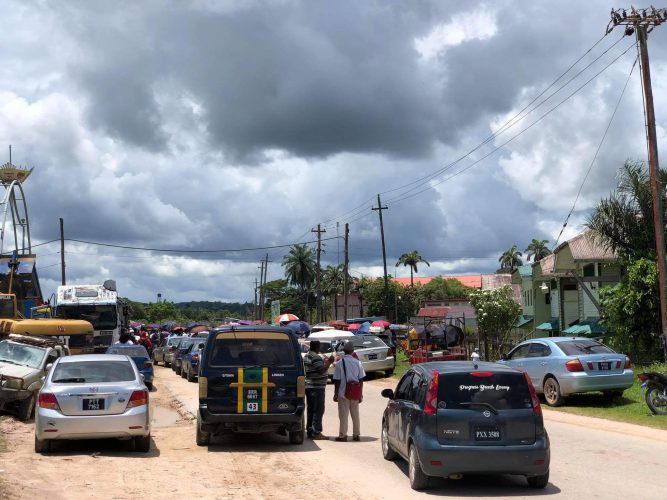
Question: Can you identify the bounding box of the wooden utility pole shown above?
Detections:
[372,194,390,321]
[59,217,66,285]
[253,278,259,320]
[609,7,667,360]
[312,224,326,322]
[343,223,349,321]
[258,259,266,320]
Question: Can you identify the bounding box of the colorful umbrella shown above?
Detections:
[347,323,362,330]
[371,320,391,328]
[237,320,255,326]
[284,320,311,335]
[189,325,209,334]
[275,313,299,323]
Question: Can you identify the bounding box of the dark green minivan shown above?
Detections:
[196,326,306,446]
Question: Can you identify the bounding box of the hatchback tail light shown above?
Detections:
[424,371,440,415]
[127,390,148,408]
[638,373,648,382]
[386,348,393,357]
[470,371,494,378]
[565,359,584,372]
[38,393,60,411]
[624,356,632,369]
[523,372,542,416]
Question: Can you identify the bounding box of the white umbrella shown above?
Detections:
[308,329,354,339]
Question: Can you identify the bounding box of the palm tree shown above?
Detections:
[586,160,667,261]
[498,244,523,271]
[282,244,316,318]
[395,250,430,286]
[525,239,552,262]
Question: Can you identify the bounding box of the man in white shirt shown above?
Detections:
[333,340,366,442]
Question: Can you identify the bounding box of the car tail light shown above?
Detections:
[387,348,393,357]
[199,376,208,399]
[424,371,440,415]
[127,390,148,408]
[38,393,60,411]
[296,376,305,398]
[565,359,584,372]
[470,371,494,377]
[624,356,632,369]
[523,372,542,416]
[143,361,152,368]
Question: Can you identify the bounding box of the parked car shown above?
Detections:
[333,335,395,376]
[381,361,550,490]
[152,336,184,368]
[497,337,634,406]
[172,337,199,375]
[106,344,154,390]
[197,326,306,446]
[182,341,205,382]
[35,354,151,453]
[0,334,70,421]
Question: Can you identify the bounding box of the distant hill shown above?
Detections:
[173,301,253,316]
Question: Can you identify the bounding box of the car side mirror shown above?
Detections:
[381,388,395,399]
[45,363,53,372]
[198,343,205,350]
[140,373,146,382]
[40,376,46,383]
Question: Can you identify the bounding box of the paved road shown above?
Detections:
[162,365,667,499]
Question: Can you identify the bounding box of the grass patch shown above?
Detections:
[546,363,667,430]
[392,350,410,381]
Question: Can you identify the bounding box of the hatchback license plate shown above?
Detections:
[367,353,378,360]
[83,398,104,411]
[475,426,500,441]
[599,362,611,370]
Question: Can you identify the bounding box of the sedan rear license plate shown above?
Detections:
[367,353,378,360]
[83,398,104,411]
[475,426,500,441]
[599,362,611,370]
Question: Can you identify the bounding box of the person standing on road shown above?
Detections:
[304,340,334,440]
[333,340,366,442]
[471,347,481,362]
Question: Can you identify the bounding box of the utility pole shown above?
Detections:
[343,223,349,321]
[262,254,270,320]
[609,7,667,360]
[59,217,66,285]
[312,224,326,322]
[254,278,259,320]
[258,259,265,321]
[372,194,390,321]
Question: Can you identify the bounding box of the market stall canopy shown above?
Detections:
[536,318,560,331]
[562,317,605,336]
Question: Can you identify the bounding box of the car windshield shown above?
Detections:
[556,339,614,355]
[52,360,136,383]
[106,346,148,357]
[438,372,534,411]
[210,337,295,367]
[56,304,117,330]
[0,341,45,369]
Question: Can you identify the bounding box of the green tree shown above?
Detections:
[395,250,430,286]
[322,264,347,320]
[469,286,521,359]
[262,279,304,321]
[498,244,523,272]
[420,277,473,300]
[586,160,667,261]
[126,299,146,321]
[361,278,420,322]
[524,239,552,262]
[599,258,663,363]
[282,244,317,320]
[145,301,179,323]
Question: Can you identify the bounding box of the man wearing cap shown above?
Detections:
[333,340,366,442]
[471,347,481,362]
[303,340,334,440]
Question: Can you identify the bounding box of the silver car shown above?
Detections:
[497,336,634,406]
[333,335,395,376]
[34,354,151,453]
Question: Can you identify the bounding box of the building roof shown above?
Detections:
[563,232,617,261]
[392,275,483,288]
[482,274,512,289]
[416,306,450,318]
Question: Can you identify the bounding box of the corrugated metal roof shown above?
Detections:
[416,306,450,318]
[393,275,482,288]
[536,318,559,331]
[515,315,534,327]
[517,264,532,278]
[565,232,617,261]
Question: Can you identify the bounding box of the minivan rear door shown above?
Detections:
[436,371,537,446]
[205,331,301,414]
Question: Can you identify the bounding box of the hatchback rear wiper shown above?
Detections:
[52,377,86,383]
[459,401,499,414]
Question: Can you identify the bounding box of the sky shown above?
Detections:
[2,0,667,304]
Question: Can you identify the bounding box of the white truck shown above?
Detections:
[55,280,128,351]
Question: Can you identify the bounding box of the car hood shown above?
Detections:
[0,362,37,379]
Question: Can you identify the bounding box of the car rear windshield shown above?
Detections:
[209,337,295,367]
[52,361,136,383]
[342,336,386,350]
[438,372,533,411]
[107,346,148,357]
[556,339,614,355]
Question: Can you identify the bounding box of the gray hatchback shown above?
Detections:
[381,361,550,490]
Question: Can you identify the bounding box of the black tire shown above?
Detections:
[187,369,195,382]
[527,470,549,489]
[196,415,211,446]
[17,393,36,422]
[288,416,305,445]
[645,386,667,415]
[175,365,182,376]
[164,361,171,368]
[152,354,159,366]
[381,421,398,461]
[408,445,430,490]
[385,368,394,377]
[543,377,565,407]
[34,435,51,453]
[134,434,151,453]
[145,382,153,391]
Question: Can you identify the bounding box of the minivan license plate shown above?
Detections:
[83,398,104,411]
[475,426,500,441]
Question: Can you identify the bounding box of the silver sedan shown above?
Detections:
[34,354,151,453]
[497,336,634,406]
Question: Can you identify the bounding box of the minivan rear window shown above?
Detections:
[209,335,295,367]
[438,372,533,411]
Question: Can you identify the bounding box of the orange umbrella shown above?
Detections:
[275,313,299,323]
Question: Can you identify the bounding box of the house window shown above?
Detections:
[583,263,595,277]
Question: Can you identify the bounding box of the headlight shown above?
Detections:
[0,375,23,390]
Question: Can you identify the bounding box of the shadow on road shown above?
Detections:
[547,392,634,408]
[205,432,323,452]
[41,437,161,458]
